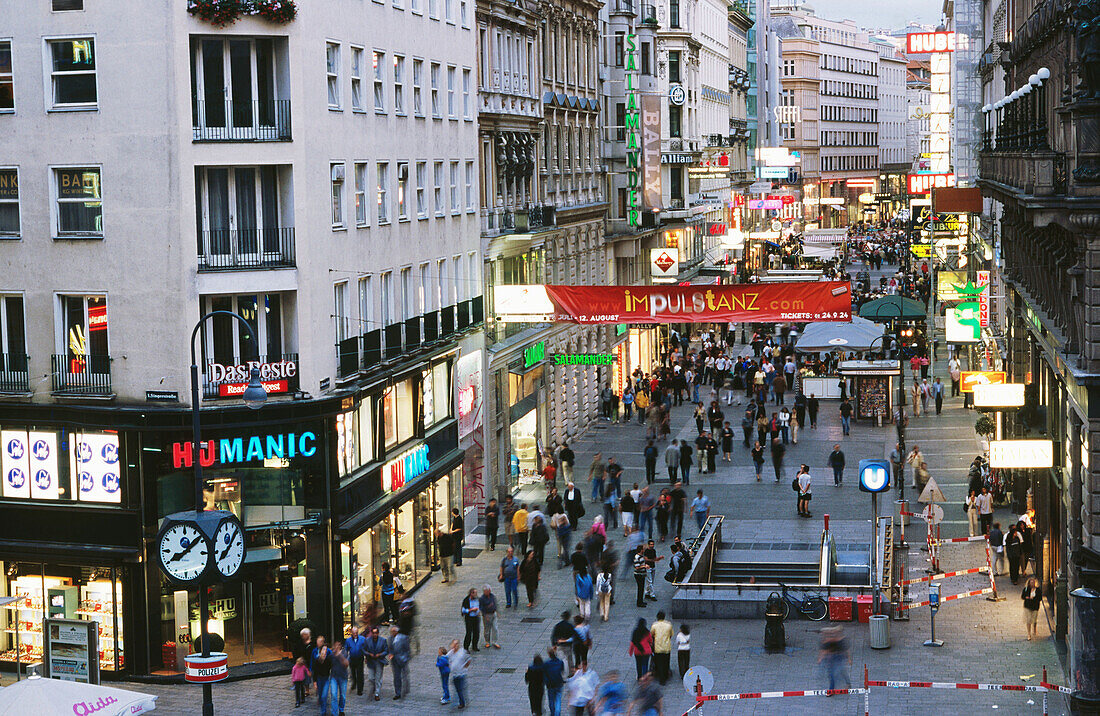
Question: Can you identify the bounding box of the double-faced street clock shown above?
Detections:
[156,510,246,586]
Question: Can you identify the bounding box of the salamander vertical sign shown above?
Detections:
[625,33,641,226]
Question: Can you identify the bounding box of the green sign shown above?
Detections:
[625,33,641,226]
[523,341,546,368]
[616,323,628,336]
[553,354,616,366]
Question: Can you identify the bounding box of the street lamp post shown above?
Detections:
[868,317,906,500]
[189,311,267,716]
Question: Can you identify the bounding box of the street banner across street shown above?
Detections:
[493,282,853,324]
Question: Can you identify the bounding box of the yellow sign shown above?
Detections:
[910,244,932,259]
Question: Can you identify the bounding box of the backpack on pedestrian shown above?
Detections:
[792,477,800,492]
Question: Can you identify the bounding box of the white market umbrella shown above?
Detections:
[0,674,157,716]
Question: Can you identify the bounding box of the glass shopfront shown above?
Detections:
[508,362,547,491]
[1,561,125,672]
[144,421,327,671]
[341,469,461,631]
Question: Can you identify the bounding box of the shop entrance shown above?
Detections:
[203,559,291,665]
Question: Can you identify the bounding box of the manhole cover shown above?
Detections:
[521,617,545,623]
[495,667,517,674]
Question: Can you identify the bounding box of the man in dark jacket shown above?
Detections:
[807,394,819,428]
[769,438,786,483]
[558,442,575,483]
[450,507,465,566]
[828,444,845,487]
[550,611,579,671]
[563,482,585,529]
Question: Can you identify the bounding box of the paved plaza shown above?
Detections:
[108,354,1069,716]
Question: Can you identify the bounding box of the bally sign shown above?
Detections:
[384,443,430,493]
[207,359,297,397]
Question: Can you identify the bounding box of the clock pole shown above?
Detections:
[188,312,267,716]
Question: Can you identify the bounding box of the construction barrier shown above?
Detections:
[677,666,1074,715]
[897,566,988,587]
[898,586,996,611]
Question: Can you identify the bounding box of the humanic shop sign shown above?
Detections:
[172,432,317,468]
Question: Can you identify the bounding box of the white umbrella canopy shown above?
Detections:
[794,315,885,353]
[0,675,157,716]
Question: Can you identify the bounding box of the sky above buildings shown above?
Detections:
[808,0,942,30]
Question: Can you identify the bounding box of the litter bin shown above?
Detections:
[764,592,785,651]
[869,614,890,649]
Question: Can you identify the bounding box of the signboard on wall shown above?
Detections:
[988,440,1053,469]
[906,31,956,53]
[455,350,483,441]
[641,94,662,210]
[72,431,122,503]
[946,304,982,343]
[960,371,1007,393]
[651,248,680,281]
[908,173,956,194]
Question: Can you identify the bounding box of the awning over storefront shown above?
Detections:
[795,315,885,352]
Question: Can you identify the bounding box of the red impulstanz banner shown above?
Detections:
[540,282,852,324]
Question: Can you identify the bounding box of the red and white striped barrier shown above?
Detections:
[700,688,869,701]
[897,566,988,587]
[866,679,1049,692]
[897,586,995,611]
[934,535,989,545]
[1042,665,1074,694]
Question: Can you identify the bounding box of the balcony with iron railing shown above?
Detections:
[192,99,292,142]
[202,353,300,399]
[198,227,296,272]
[0,353,29,394]
[51,354,111,397]
[338,297,485,379]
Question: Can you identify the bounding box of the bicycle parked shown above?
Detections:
[777,583,829,621]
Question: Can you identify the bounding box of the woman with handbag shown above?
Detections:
[965,490,980,537]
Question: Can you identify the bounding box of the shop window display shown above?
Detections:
[1,562,123,672]
[510,408,541,486]
[383,379,415,449]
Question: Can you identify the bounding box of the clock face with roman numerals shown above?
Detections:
[158,523,210,582]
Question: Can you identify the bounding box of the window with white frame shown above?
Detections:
[467,252,478,298]
[354,161,368,227]
[429,0,439,18]
[0,41,13,112]
[447,65,456,118]
[376,162,389,223]
[445,0,453,22]
[0,168,18,237]
[334,281,349,344]
[58,294,108,369]
[47,38,97,108]
[462,68,471,119]
[350,46,364,111]
[326,42,341,109]
[0,295,25,372]
[53,167,102,237]
[380,271,392,325]
[331,162,345,228]
[449,160,459,214]
[393,55,405,115]
[436,258,446,309]
[412,59,423,116]
[433,161,444,216]
[460,0,469,27]
[399,267,412,320]
[411,0,422,13]
[465,160,474,212]
[415,161,427,218]
[358,275,373,331]
[373,51,385,112]
[430,62,440,118]
[397,161,408,220]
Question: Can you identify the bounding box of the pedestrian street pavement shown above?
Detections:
[107,376,1070,716]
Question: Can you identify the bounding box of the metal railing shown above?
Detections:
[51,354,111,396]
[192,99,292,142]
[0,353,29,393]
[198,227,296,271]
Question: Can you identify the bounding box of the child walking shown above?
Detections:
[436,646,452,704]
[291,656,310,707]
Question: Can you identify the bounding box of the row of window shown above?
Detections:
[0,293,103,368]
[820,154,877,172]
[820,104,877,123]
[367,0,470,28]
[542,121,601,174]
[334,254,479,338]
[330,159,475,229]
[820,79,878,100]
[820,54,877,77]
[544,18,597,90]
[612,33,654,76]
[0,167,101,239]
[326,42,473,121]
[0,38,99,114]
[820,130,878,147]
